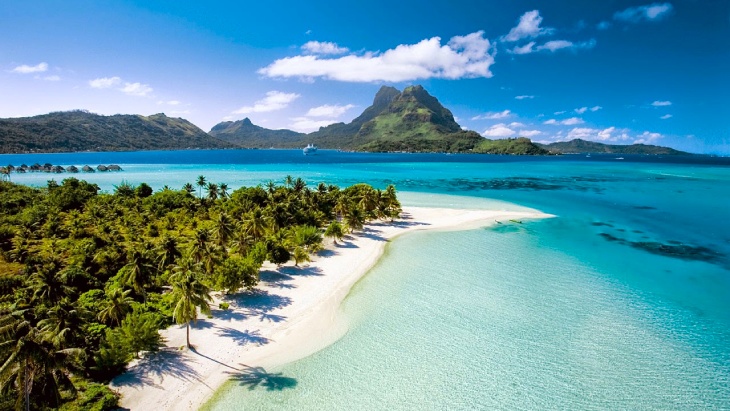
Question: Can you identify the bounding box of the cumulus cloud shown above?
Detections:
[120,82,153,97]
[651,100,672,107]
[567,126,631,142]
[306,104,355,117]
[11,62,48,74]
[502,10,554,42]
[259,31,495,82]
[89,77,122,89]
[515,95,534,100]
[544,117,584,125]
[614,3,674,23]
[233,91,300,114]
[591,105,602,112]
[482,123,516,138]
[660,114,673,119]
[472,109,511,120]
[289,117,339,133]
[302,41,349,55]
[634,131,663,144]
[575,107,588,114]
[519,130,542,137]
[510,42,536,55]
[536,39,596,52]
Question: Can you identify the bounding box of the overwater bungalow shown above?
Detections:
[97,165,108,172]
[82,165,95,173]
[108,164,122,171]
[67,165,79,173]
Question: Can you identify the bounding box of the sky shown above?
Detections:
[1,0,728,154]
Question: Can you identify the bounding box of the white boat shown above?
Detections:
[303,144,318,155]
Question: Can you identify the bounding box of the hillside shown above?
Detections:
[209,117,305,148]
[539,139,689,155]
[0,110,233,153]
[210,85,546,154]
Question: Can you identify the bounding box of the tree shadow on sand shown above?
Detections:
[226,365,298,391]
[215,327,270,346]
[112,349,204,389]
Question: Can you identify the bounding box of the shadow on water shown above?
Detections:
[226,365,298,391]
[112,349,203,389]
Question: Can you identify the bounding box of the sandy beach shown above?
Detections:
[112,206,550,410]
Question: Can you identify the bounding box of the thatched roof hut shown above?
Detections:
[108,164,122,171]
[67,165,79,173]
[97,165,108,172]
[52,165,65,173]
[82,165,95,173]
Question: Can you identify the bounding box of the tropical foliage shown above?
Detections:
[0,176,400,409]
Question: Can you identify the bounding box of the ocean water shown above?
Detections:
[3,150,729,409]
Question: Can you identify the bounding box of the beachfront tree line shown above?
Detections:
[0,176,400,410]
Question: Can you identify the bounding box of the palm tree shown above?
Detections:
[293,178,306,193]
[343,206,366,233]
[206,182,219,202]
[170,268,212,348]
[182,182,195,196]
[37,300,87,349]
[116,246,155,297]
[284,175,293,188]
[156,234,182,273]
[0,309,83,411]
[243,209,270,241]
[218,183,229,199]
[196,176,206,198]
[29,260,70,305]
[266,180,276,196]
[324,221,345,244]
[292,247,310,267]
[214,212,234,248]
[98,287,134,326]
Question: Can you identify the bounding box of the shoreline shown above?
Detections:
[112,206,552,410]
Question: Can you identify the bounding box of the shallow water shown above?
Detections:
[3,150,729,409]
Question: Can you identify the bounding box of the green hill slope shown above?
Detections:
[0,110,233,153]
[539,139,690,155]
[209,117,305,148]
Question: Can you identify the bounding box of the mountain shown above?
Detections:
[539,139,690,155]
[209,117,305,148]
[0,110,233,153]
[210,85,547,154]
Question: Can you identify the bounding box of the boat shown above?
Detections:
[303,144,318,155]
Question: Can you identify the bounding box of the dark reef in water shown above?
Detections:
[599,232,722,264]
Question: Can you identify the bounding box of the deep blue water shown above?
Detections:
[3,149,729,409]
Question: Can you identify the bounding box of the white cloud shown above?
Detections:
[634,131,663,144]
[302,41,349,55]
[536,39,596,52]
[42,75,60,81]
[259,31,495,82]
[519,129,542,137]
[233,91,300,114]
[660,114,673,120]
[510,42,535,55]
[515,95,534,100]
[89,77,121,89]
[482,123,516,138]
[544,117,584,125]
[565,126,632,142]
[651,100,672,107]
[120,82,153,97]
[508,122,525,127]
[11,62,48,74]
[289,117,339,133]
[590,105,602,112]
[554,110,566,115]
[575,107,588,114]
[306,104,355,117]
[472,109,511,120]
[502,10,554,42]
[614,3,674,23]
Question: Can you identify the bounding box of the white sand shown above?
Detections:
[112,206,551,410]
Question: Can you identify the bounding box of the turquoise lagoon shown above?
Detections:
[2,150,729,409]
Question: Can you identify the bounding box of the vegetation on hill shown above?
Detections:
[474,137,551,155]
[0,110,233,154]
[0,177,400,410]
[539,139,690,155]
[209,118,305,148]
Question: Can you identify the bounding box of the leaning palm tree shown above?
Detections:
[324,221,345,245]
[218,183,229,199]
[170,267,212,348]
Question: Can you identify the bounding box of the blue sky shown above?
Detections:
[1,0,728,154]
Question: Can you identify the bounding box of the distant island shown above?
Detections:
[0,88,690,156]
